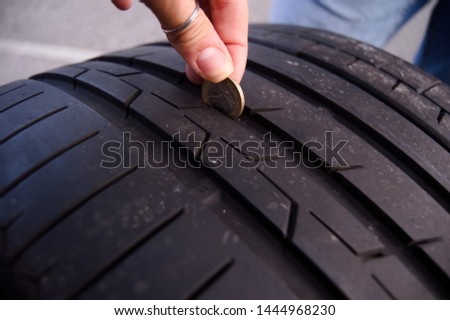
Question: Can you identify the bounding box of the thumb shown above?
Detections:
[144,1,234,83]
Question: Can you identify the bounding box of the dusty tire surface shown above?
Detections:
[1,25,450,299]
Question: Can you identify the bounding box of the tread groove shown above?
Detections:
[0,211,23,253]
[0,106,68,145]
[117,78,143,116]
[256,167,298,239]
[240,69,450,296]
[36,77,131,130]
[249,35,450,153]
[96,69,142,77]
[100,55,183,84]
[0,91,44,113]
[247,106,284,115]
[184,115,212,145]
[408,237,443,247]
[32,68,89,90]
[246,59,450,216]
[152,92,205,110]
[9,165,139,265]
[295,48,450,153]
[0,130,99,197]
[184,258,234,299]
[371,274,396,300]
[328,172,450,297]
[0,83,26,96]
[194,135,346,297]
[213,185,345,299]
[437,108,446,124]
[309,210,357,256]
[72,208,185,298]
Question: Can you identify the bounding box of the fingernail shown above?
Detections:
[196,47,233,82]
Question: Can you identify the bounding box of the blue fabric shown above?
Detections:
[414,0,450,84]
[270,0,450,85]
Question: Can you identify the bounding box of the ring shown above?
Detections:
[162,1,200,35]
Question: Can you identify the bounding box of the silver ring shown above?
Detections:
[162,1,200,35]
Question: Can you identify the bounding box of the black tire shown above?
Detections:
[1,25,450,299]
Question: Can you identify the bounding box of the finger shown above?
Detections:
[144,0,234,83]
[227,41,248,84]
[209,0,249,83]
[111,0,133,10]
[186,64,204,84]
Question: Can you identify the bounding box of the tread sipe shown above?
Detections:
[1,25,450,299]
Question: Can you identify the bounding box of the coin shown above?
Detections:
[202,77,245,120]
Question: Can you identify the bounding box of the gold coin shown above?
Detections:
[202,77,245,120]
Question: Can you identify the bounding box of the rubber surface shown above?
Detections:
[1,25,450,299]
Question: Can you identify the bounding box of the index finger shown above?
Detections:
[207,0,249,83]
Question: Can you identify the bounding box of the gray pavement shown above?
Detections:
[0,0,435,86]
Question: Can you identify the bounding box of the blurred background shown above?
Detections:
[0,0,437,86]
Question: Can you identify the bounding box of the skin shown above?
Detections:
[111,0,248,84]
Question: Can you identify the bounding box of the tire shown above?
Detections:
[1,25,450,299]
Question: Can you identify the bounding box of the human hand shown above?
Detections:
[112,0,248,84]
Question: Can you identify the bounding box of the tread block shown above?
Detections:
[243,64,450,249]
[0,81,44,113]
[0,81,135,260]
[249,30,315,54]
[390,83,450,147]
[253,25,394,67]
[293,208,389,299]
[13,167,188,298]
[183,103,282,159]
[347,60,397,92]
[201,140,292,236]
[77,208,232,299]
[419,240,450,282]
[132,46,186,76]
[31,66,88,94]
[301,43,356,68]
[36,63,142,110]
[194,248,296,300]
[152,87,205,109]
[130,94,206,158]
[248,43,450,197]
[391,83,441,122]
[0,81,26,96]
[258,25,356,47]
[78,61,141,76]
[0,103,101,196]
[1,130,132,262]
[36,65,87,81]
[103,45,186,77]
[122,74,207,157]
[381,60,440,93]
[76,69,140,108]
[258,164,385,257]
[79,208,295,299]
[0,211,21,230]
[0,84,67,144]
[439,112,450,131]
[249,30,449,151]
[369,256,435,299]
[241,71,287,112]
[339,42,394,67]
[424,84,450,113]
[247,27,270,39]
[299,28,356,47]
[103,46,165,60]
